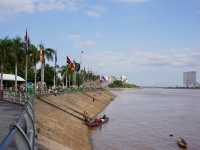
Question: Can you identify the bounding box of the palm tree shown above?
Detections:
[12,37,25,92]
[39,44,55,88]
[28,44,39,93]
[0,37,13,99]
[59,65,69,87]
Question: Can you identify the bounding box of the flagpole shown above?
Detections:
[53,68,56,88]
[33,46,37,95]
[54,68,56,89]
[39,43,45,92]
[34,62,37,94]
[15,62,18,92]
[66,57,68,88]
[66,72,68,88]
[24,29,29,94]
[25,49,28,93]
[53,51,57,88]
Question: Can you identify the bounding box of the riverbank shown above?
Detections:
[35,89,114,150]
[109,87,139,91]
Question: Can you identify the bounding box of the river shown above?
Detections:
[91,88,200,150]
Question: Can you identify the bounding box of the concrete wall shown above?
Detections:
[35,89,114,150]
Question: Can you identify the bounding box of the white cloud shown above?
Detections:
[0,0,107,20]
[82,49,200,75]
[68,33,97,49]
[113,0,149,3]
[78,40,96,49]
[68,33,81,40]
[0,0,82,19]
[0,0,34,14]
[86,5,106,18]
[0,0,150,20]
[35,0,67,12]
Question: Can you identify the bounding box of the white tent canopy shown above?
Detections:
[0,74,25,82]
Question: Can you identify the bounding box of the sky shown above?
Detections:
[0,0,200,86]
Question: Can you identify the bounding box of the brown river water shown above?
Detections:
[91,88,200,150]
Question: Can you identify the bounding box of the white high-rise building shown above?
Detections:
[120,75,128,83]
[183,71,197,87]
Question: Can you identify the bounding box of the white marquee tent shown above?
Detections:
[0,74,25,82]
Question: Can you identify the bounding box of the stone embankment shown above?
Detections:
[35,89,114,150]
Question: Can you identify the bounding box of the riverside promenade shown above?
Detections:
[0,92,37,150]
[35,89,114,150]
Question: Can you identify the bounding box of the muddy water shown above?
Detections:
[91,88,200,150]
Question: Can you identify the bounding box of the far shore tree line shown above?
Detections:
[0,37,100,91]
[108,80,138,88]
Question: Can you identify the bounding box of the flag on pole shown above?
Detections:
[39,44,45,63]
[24,29,30,52]
[67,56,72,64]
[73,60,80,72]
[69,63,75,73]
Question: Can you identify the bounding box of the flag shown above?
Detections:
[24,29,30,51]
[39,44,45,63]
[67,63,75,73]
[73,60,80,72]
[67,56,72,64]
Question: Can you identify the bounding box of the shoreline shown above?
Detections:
[35,89,115,150]
[108,87,139,91]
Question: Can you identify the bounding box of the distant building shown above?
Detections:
[183,71,197,87]
[120,75,128,83]
[108,76,117,83]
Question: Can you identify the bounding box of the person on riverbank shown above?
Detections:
[84,111,90,122]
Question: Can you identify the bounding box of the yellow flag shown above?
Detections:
[40,47,45,63]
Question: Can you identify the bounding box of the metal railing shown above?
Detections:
[0,93,37,150]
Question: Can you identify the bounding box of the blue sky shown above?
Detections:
[0,0,200,86]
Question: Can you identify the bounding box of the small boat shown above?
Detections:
[177,137,187,148]
[101,116,109,124]
[86,115,109,127]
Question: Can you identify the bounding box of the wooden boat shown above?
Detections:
[177,137,187,148]
[86,117,109,127]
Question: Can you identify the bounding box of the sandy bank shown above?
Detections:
[35,89,114,150]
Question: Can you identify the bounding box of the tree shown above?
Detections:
[39,44,55,85]
[0,37,13,94]
[12,37,25,92]
[28,44,39,93]
[37,64,55,87]
[59,65,70,87]
[0,37,57,95]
